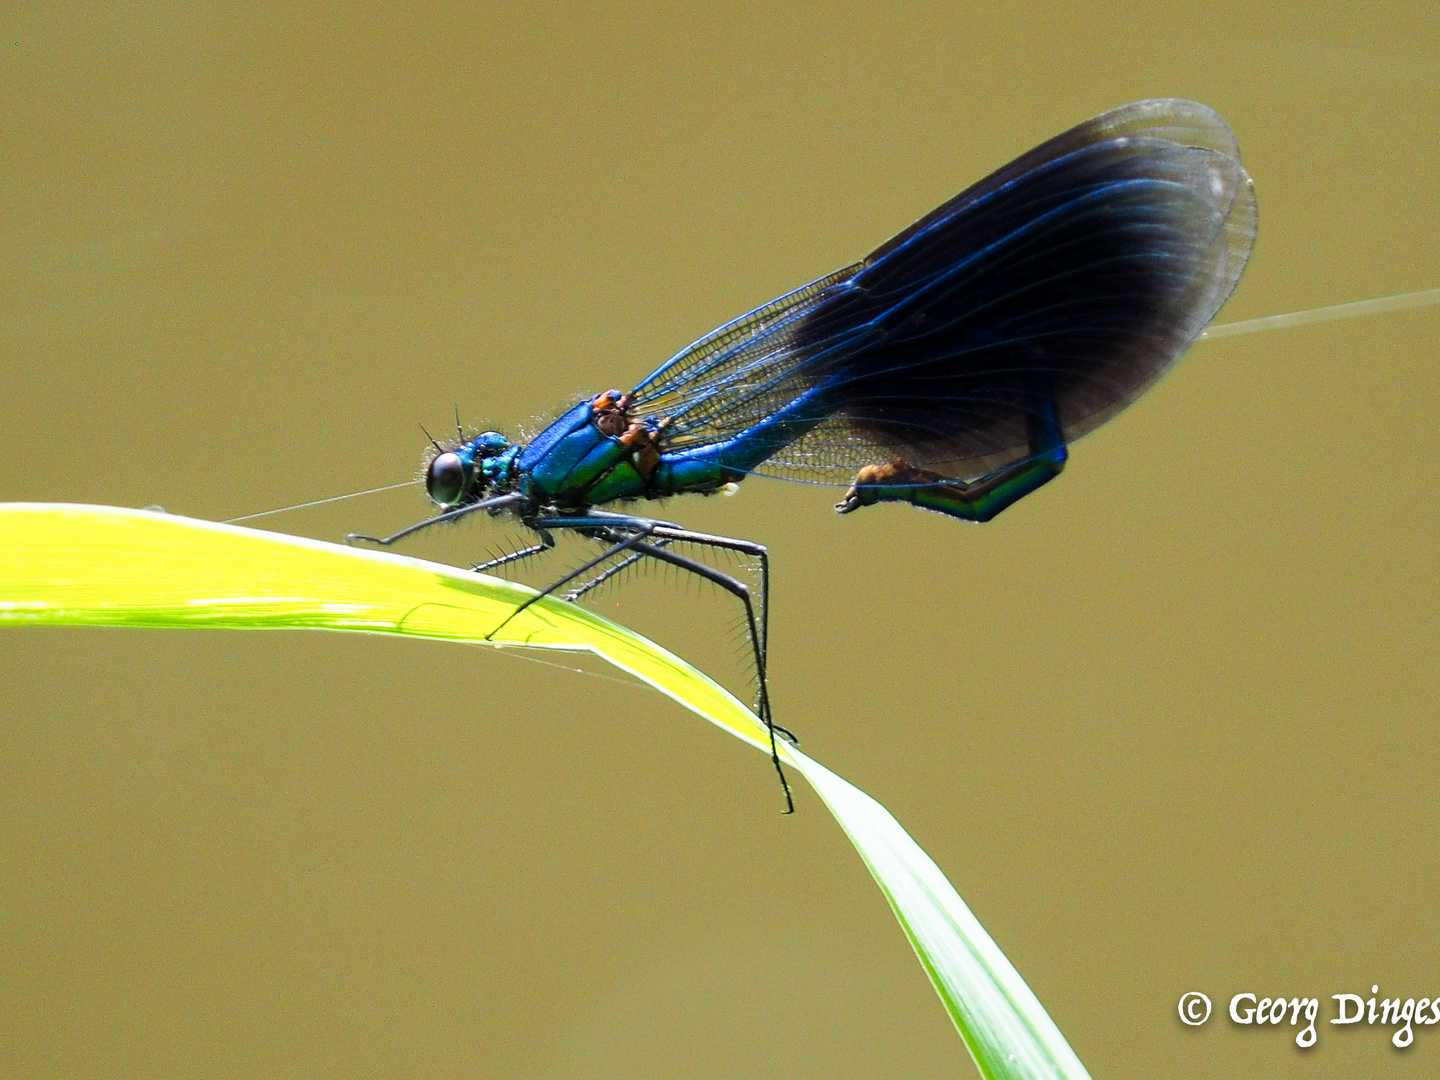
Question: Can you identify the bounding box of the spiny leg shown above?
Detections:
[648,525,774,726]
[472,535,553,575]
[350,500,792,810]
[636,526,795,779]
[559,515,773,687]
[531,515,793,812]
[346,492,525,547]
[562,527,790,746]
[623,537,793,815]
[577,519,776,709]
[567,539,778,729]
[482,524,660,642]
[562,539,671,602]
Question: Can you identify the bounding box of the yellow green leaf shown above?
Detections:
[0,502,1090,1080]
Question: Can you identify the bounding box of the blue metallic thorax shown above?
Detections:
[507,384,838,510]
[513,395,667,508]
[515,400,644,506]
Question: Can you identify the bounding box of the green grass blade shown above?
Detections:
[0,502,1090,1080]
[789,750,1092,1080]
[0,503,773,752]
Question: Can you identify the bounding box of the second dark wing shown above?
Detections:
[630,98,1257,482]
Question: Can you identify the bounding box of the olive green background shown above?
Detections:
[3,3,1437,1077]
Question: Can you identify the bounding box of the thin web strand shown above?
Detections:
[225,480,414,523]
[1202,287,1440,340]
[478,642,645,692]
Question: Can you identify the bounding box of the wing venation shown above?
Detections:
[629,99,1257,483]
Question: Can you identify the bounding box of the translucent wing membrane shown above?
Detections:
[630,99,1257,483]
[631,264,866,446]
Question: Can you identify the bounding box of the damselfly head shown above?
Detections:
[425,430,513,508]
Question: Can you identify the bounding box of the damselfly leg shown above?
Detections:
[348,509,794,813]
[509,513,792,814]
[472,538,553,574]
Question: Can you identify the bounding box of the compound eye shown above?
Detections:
[426,452,469,508]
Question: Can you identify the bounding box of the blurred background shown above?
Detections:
[2,2,1437,1077]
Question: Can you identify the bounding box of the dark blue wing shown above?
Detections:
[629,98,1257,482]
